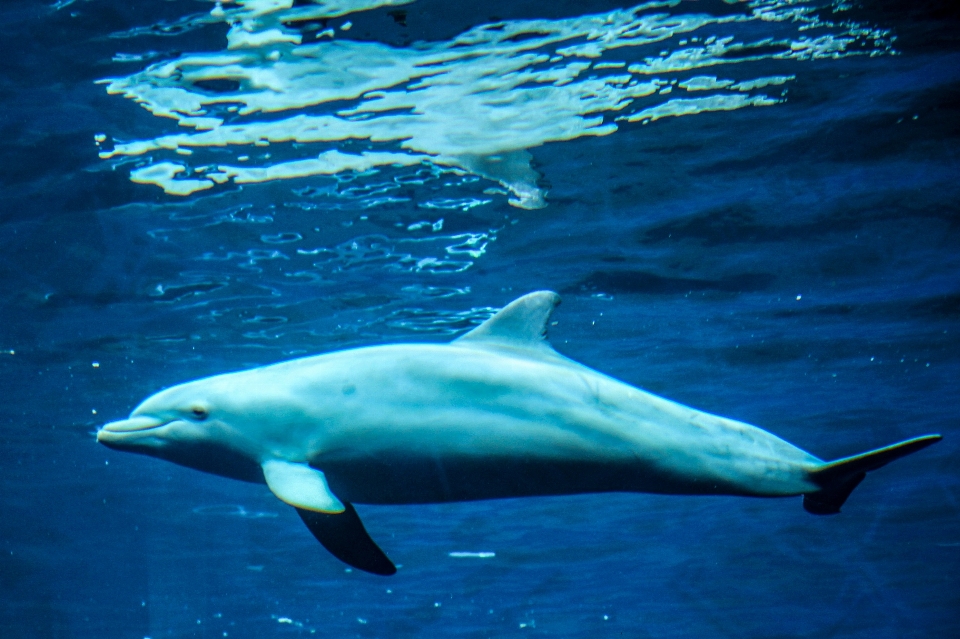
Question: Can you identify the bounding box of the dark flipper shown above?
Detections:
[296,503,397,576]
[804,434,942,515]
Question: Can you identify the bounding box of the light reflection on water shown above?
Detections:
[97,0,892,208]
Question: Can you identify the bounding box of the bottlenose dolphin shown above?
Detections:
[97,291,941,575]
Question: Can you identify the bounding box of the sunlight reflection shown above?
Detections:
[99,0,892,207]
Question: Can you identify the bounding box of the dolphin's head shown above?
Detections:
[97,383,218,452]
[96,373,267,482]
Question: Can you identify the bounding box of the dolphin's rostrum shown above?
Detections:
[97,291,941,575]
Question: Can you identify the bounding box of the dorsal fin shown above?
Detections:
[454,291,560,354]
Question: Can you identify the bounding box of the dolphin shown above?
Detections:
[97,291,941,575]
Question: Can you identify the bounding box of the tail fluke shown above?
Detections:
[803,434,942,515]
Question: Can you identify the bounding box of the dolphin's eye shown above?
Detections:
[190,406,208,421]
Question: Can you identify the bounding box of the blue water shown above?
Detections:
[1,0,958,637]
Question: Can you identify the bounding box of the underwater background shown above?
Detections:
[1,0,958,637]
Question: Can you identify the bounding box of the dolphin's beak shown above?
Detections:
[97,415,168,443]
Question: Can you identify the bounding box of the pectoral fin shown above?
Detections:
[296,504,397,576]
[261,460,395,575]
[261,460,345,513]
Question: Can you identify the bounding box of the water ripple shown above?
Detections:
[98,0,891,208]
[299,230,495,274]
[377,306,498,335]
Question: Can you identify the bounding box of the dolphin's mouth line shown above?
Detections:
[97,415,170,440]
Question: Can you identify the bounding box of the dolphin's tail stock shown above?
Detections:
[802,434,942,515]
